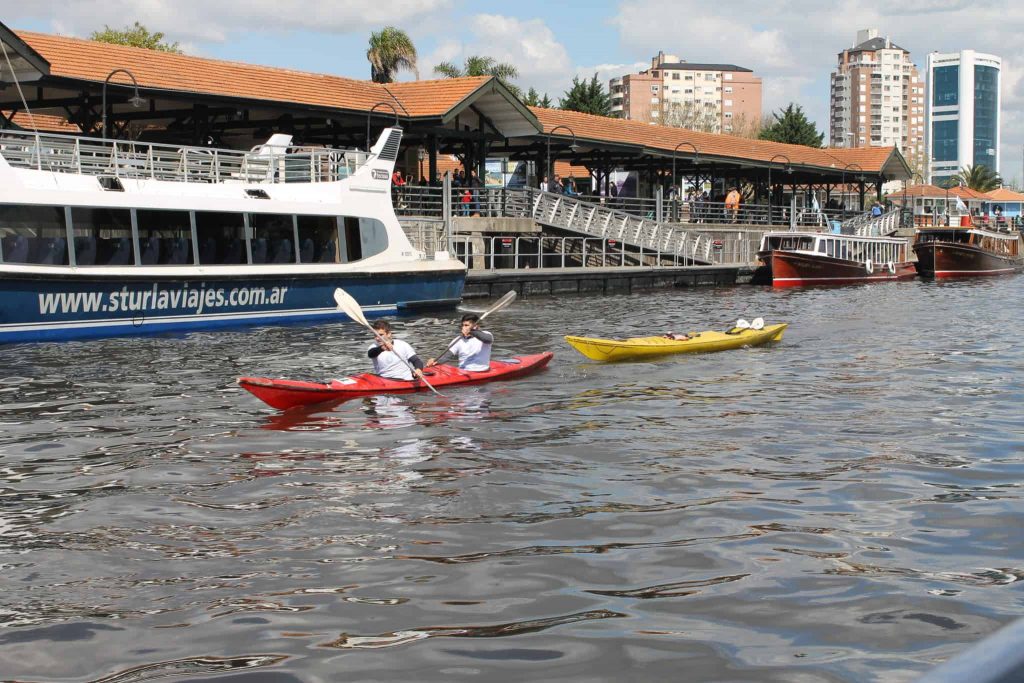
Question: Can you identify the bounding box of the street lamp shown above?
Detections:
[101,68,146,140]
[671,141,699,199]
[841,163,864,213]
[768,154,791,225]
[902,172,925,228]
[366,101,400,152]
[545,124,578,189]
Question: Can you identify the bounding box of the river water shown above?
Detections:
[2,276,1023,682]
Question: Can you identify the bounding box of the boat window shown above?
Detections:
[341,216,388,262]
[250,213,295,264]
[196,212,246,264]
[0,204,68,265]
[136,209,194,266]
[297,215,339,263]
[70,208,133,266]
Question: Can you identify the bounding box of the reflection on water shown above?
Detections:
[2,278,1024,681]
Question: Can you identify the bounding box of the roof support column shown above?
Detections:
[428,134,438,185]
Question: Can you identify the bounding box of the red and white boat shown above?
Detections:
[913,225,1024,278]
[755,231,916,287]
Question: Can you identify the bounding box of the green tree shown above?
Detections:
[367,27,418,84]
[539,93,553,108]
[523,87,553,108]
[559,73,611,117]
[954,164,1002,191]
[433,56,520,97]
[90,22,182,53]
[758,104,824,147]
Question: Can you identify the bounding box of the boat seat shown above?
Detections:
[299,238,314,263]
[106,238,133,265]
[164,238,190,264]
[223,238,243,264]
[317,240,336,263]
[3,235,29,263]
[250,238,268,264]
[140,237,160,265]
[199,237,217,264]
[270,239,293,263]
[37,237,67,265]
[74,236,97,265]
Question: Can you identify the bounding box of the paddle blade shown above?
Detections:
[751,317,765,330]
[479,290,517,322]
[333,288,371,328]
[735,318,751,330]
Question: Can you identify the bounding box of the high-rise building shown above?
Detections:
[924,50,1001,186]
[609,52,761,134]
[829,29,926,175]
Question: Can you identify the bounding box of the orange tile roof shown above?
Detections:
[3,111,80,133]
[984,187,1024,202]
[887,184,990,200]
[16,30,487,119]
[530,106,904,175]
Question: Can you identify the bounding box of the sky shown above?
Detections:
[4,0,1023,184]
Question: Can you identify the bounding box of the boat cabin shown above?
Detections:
[915,227,1021,257]
[759,231,908,265]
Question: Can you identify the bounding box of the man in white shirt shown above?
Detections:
[368,320,425,381]
[427,314,493,372]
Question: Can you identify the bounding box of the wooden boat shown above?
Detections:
[564,323,787,362]
[913,225,1024,278]
[754,231,916,287]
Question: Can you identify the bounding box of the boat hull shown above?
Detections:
[238,352,554,410]
[0,268,465,343]
[564,324,787,362]
[762,251,916,287]
[912,242,1024,279]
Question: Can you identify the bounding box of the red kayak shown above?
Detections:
[238,352,554,410]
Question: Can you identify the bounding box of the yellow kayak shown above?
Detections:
[564,323,788,362]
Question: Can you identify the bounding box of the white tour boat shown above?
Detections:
[0,126,465,342]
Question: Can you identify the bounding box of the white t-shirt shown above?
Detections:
[447,331,492,371]
[369,338,417,380]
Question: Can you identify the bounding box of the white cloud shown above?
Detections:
[422,14,571,94]
[2,0,452,42]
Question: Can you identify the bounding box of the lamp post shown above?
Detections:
[768,154,791,225]
[671,141,699,219]
[366,101,400,152]
[545,124,577,190]
[841,163,864,215]
[101,68,146,140]
[902,172,924,228]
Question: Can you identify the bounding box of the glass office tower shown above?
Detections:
[925,50,1001,187]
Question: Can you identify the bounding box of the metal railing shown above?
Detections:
[0,129,368,184]
[848,208,901,236]
[445,234,756,271]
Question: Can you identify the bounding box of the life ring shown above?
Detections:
[865,258,873,274]
[887,261,896,274]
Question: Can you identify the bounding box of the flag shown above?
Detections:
[955,195,968,213]
[812,194,820,212]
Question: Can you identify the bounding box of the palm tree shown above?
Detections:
[433,56,520,97]
[366,27,418,83]
[954,164,1002,192]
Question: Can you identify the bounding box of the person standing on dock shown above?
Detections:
[725,186,741,224]
[427,314,493,371]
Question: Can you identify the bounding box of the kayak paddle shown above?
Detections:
[333,287,441,396]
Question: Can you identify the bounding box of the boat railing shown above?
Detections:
[0,129,369,184]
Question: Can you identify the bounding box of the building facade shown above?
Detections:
[924,50,1001,186]
[829,29,926,177]
[610,52,761,134]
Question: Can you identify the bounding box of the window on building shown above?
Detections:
[932,120,958,162]
[973,64,999,172]
[724,86,733,93]
[932,65,959,106]
[672,72,680,80]
[723,73,733,80]
[652,71,659,77]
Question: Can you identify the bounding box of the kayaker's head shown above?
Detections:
[372,320,394,342]
[460,314,480,337]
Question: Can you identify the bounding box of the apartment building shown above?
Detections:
[924,50,1002,186]
[610,52,761,134]
[829,29,926,174]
